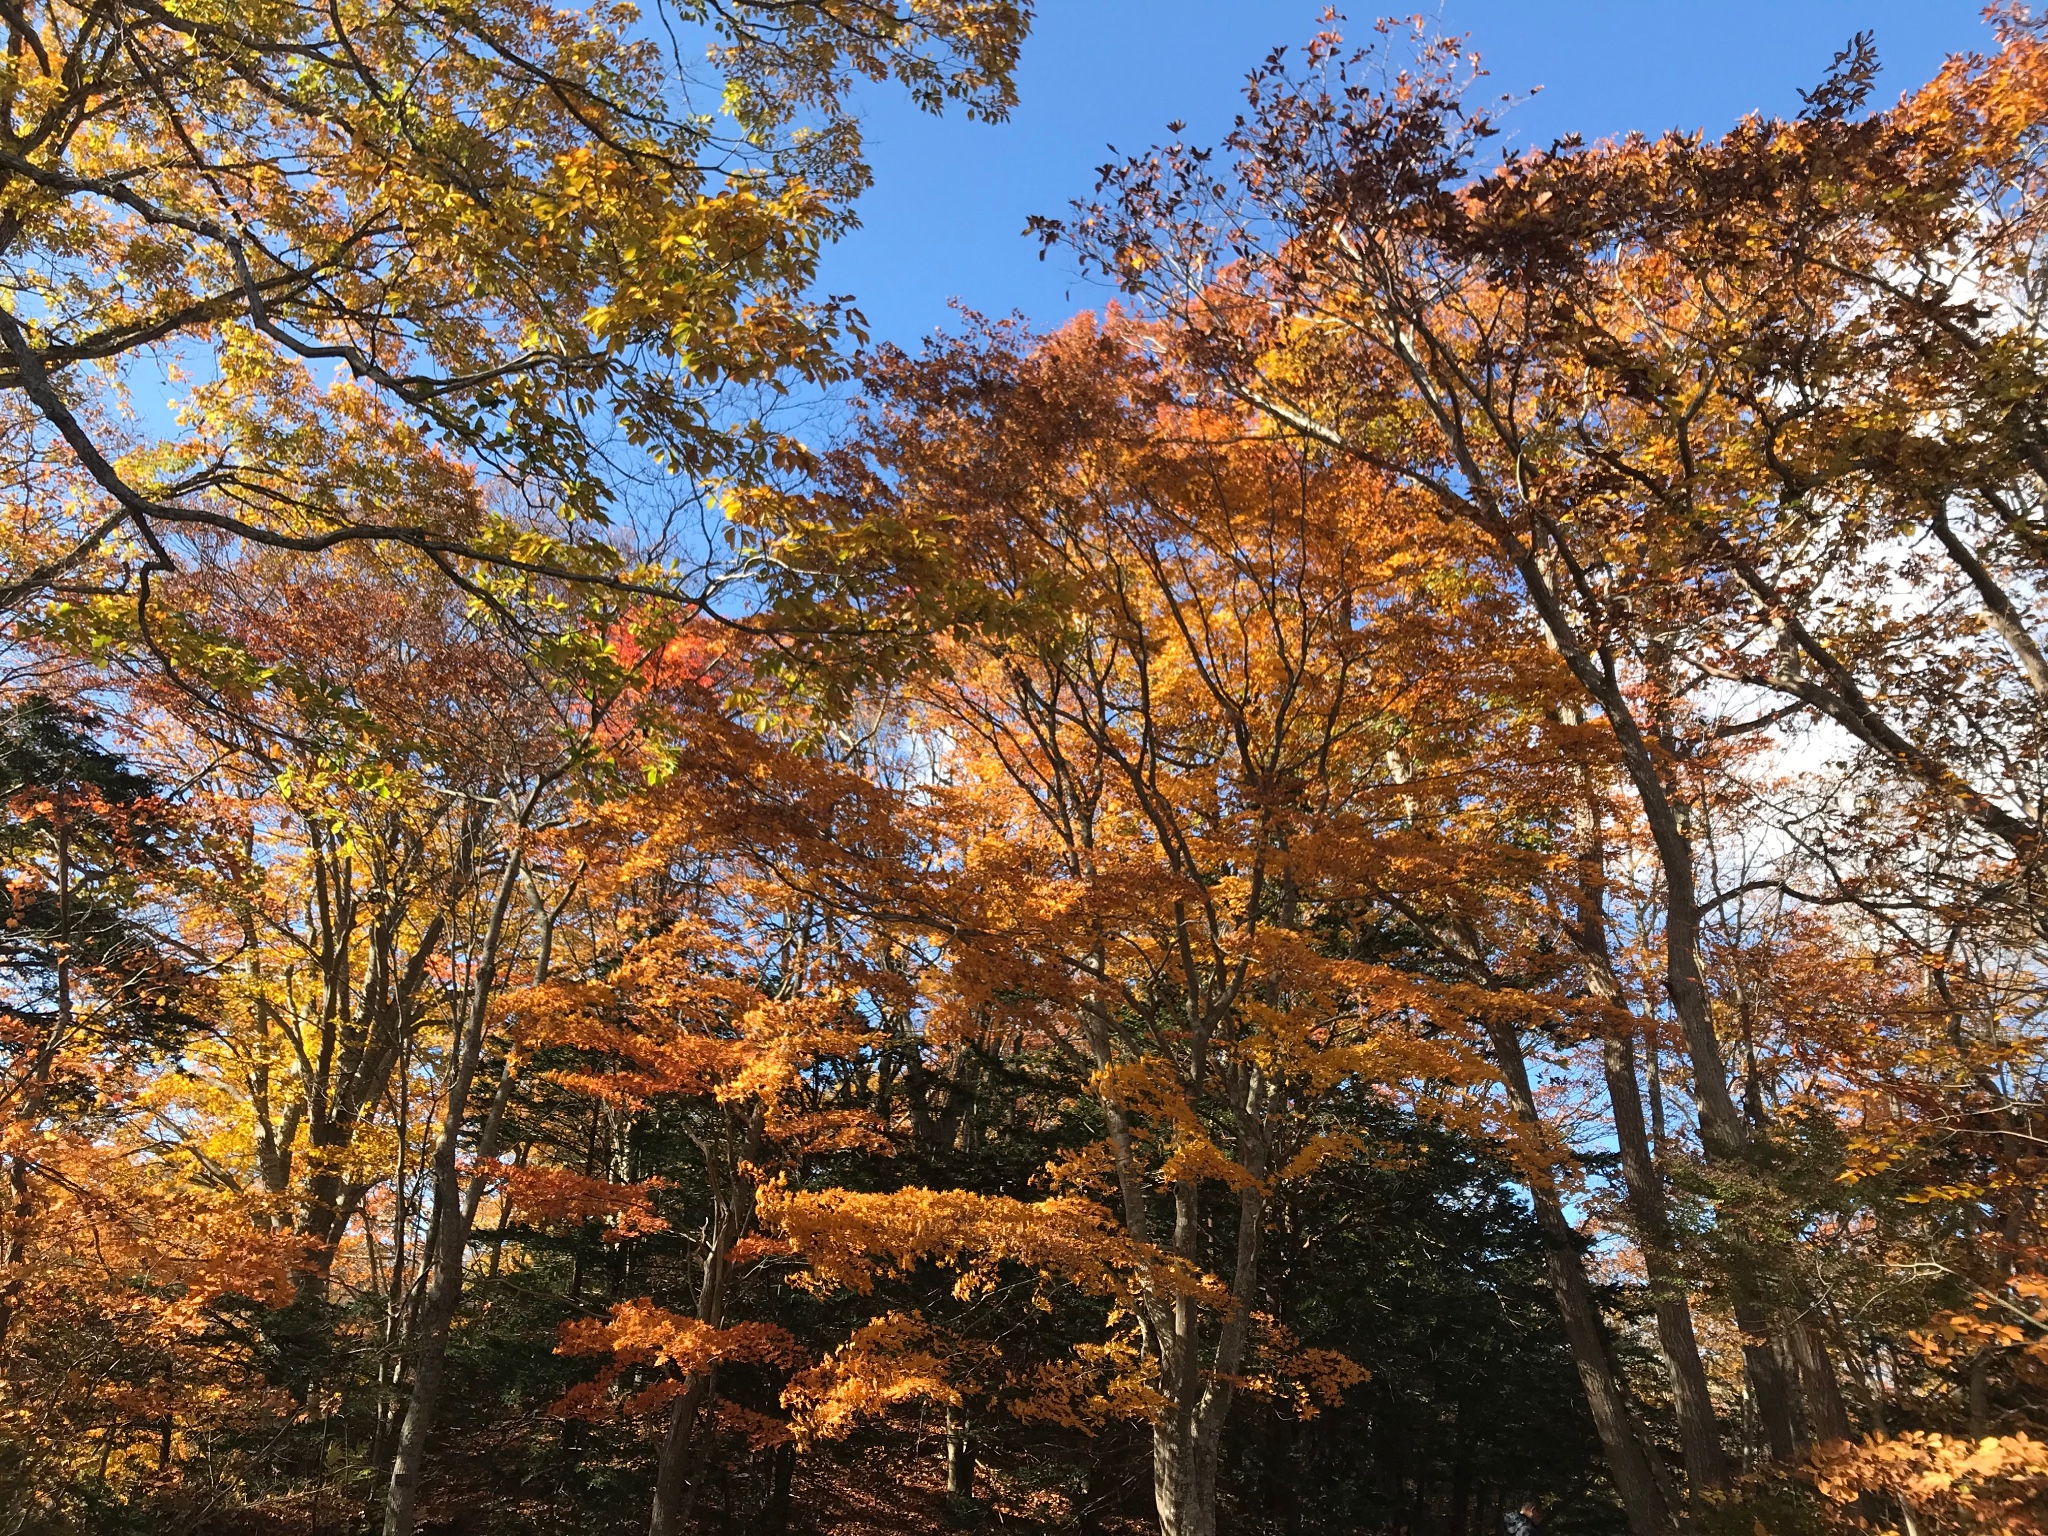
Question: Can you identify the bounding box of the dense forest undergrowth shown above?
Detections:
[0,2,2044,1534]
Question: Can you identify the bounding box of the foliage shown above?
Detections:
[1,8,2045,1536]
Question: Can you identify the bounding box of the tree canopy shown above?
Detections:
[0,8,2043,1536]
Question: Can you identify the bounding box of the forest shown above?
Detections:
[0,2,2043,1534]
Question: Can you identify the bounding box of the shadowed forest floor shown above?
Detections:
[202,1435,1155,1535]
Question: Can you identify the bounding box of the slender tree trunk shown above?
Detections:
[1150,1111,1268,1536]
[381,826,528,1536]
[1520,590,1802,1461]
[1145,1221,1217,1536]
[649,1105,765,1536]
[764,1440,795,1535]
[945,1404,976,1502]
[1,827,69,1346]
[1570,763,1730,1495]
[1486,1018,1671,1536]
[1788,1316,1852,1443]
[0,1054,42,1345]
[1446,490,1815,1468]
[649,1370,714,1536]
[1530,1148,1670,1536]
[1594,1015,1726,1492]
[1159,1174,1207,1536]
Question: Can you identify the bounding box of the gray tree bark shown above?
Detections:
[381,813,532,1536]
[1485,1016,1673,1536]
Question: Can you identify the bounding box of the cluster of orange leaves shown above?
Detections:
[553,1300,804,1423]
[761,1185,1225,1312]
[1813,1434,2048,1535]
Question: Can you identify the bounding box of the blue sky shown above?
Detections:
[816,1,1996,347]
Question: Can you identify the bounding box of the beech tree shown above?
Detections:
[0,0,1030,621]
[738,315,1626,1536]
[1039,10,2047,1529]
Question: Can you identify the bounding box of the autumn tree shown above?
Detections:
[0,0,1030,636]
[0,694,296,1529]
[526,818,889,1536]
[734,313,1628,1536]
[1044,11,2048,1530]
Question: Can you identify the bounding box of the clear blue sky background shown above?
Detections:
[816,1,1996,347]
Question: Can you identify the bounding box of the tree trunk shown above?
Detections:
[1140,1186,1261,1536]
[1735,1298,1801,1463]
[1570,774,1730,1496]
[1,829,70,1345]
[1531,1171,1672,1536]
[945,1404,976,1502]
[1486,1018,1670,1536]
[380,830,527,1536]
[1597,1027,1727,1495]
[1151,1175,1206,1536]
[649,1370,713,1536]
[648,1105,765,1536]
[1152,1415,1223,1536]
[1529,606,1810,1466]
[1788,1315,1852,1443]
[764,1440,795,1535]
